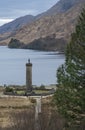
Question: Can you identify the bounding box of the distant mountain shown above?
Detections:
[37,0,85,17]
[0,0,85,51]
[1,0,82,34]
[45,0,85,14]
[0,15,35,34]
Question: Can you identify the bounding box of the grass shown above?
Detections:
[0,97,31,107]
[33,89,50,94]
[16,90,25,95]
[0,108,10,128]
[0,96,33,128]
[0,86,55,128]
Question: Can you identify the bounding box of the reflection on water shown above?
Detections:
[0,46,65,86]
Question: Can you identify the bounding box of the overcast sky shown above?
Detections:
[0,0,59,26]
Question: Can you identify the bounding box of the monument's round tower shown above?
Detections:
[26,59,32,92]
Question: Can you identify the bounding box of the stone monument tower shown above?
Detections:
[26,59,32,92]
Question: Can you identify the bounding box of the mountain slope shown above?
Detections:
[10,0,85,50]
[44,0,85,14]
[0,0,83,34]
[37,0,85,17]
[0,15,35,34]
[0,0,85,51]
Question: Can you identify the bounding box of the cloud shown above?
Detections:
[0,18,14,26]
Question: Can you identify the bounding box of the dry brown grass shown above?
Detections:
[0,97,31,108]
[0,109,10,128]
[0,96,33,128]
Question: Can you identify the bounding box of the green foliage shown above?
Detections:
[5,87,14,93]
[54,7,85,128]
[29,98,36,103]
[40,84,45,90]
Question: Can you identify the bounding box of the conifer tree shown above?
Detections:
[54,8,85,128]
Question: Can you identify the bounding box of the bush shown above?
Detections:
[39,84,45,90]
[30,98,36,103]
[5,87,14,92]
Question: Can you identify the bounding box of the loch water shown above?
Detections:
[0,46,65,86]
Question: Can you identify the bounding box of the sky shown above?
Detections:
[0,0,59,26]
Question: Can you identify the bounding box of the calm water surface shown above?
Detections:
[0,46,65,86]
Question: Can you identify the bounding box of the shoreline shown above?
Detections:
[0,45,65,54]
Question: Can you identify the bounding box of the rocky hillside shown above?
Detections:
[0,15,35,34]
[44,0,85,15]
[0,0,85,51]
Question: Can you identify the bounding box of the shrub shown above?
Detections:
[5,87,14,93]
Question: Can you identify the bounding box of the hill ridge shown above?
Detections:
[0,0,85,51]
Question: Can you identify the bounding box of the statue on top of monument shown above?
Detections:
[28,59,30,63]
